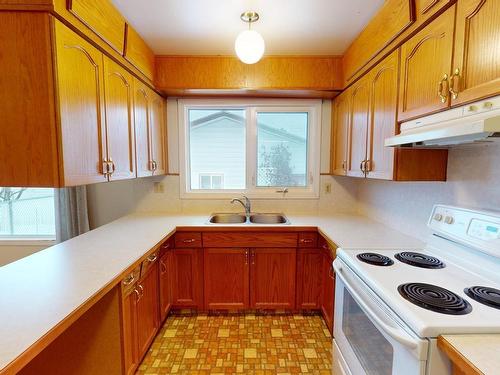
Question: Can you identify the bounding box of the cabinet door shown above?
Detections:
[250,248,296,310]
[398,6,455,121]
[296,249,323,310]
[103,57,136,181]
[54,21,107,186]
[159,251,173,322]
[331,91,350,176]
[204,248,249,310]
[133,79,152,177]
[121,288,139,375]
[366,50,398,180]
[451,0,500,105]
[172,249,204,309]
[136,263,159,359]
[150,91,167,175]
[346,77,370,178]
[321,252,335,334]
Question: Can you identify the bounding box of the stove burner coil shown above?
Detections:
[395,252,445,269]
[398,283,472,315]
[464,286,500,310]
[356,253,394,266]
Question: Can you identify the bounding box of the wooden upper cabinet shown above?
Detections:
[342,0,414,83]
[150,92,167,176]
[451,0,500,105]
[398,6,456,121]
[103,58,136,181]
[366,50,398,180]
[204,248,250,310]
[346,77,370,178]
[331,91,350,176]
[133,79,152,178]
[124,25,155,81]
[68,0,126,53]
[54,20,108,186]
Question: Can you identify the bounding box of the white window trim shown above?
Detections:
[178,98,321,200]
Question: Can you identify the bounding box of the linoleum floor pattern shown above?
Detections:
[136,313,333,374]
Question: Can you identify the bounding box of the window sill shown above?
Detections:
[0,239,56,246]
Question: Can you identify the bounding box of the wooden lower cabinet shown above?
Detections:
[296,248,324,310]
[320,248,335,334]
[172,248,204,309]
[204,248,250,310]
[159,249,174,322]
[121,286,139,375]
[250,248,297,310]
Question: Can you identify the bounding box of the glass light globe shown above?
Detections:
[234,29,265,64]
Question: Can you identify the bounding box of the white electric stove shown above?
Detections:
[333,205,500,375]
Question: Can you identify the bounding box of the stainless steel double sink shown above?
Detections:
[208,213,290,225]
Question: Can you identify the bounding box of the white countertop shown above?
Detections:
[0,212,422,372]
[441,334,500,374]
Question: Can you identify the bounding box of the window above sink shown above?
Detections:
[178,99,321,200]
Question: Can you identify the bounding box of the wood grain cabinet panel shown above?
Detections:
[250,248,296,310]
[68,0,126,53]
[398,6,456,121]
[415,0,451,15]
[366,50,398,180]
[103,57,136,181]
[159,245,174,322]
[320,248,335,334]
[121,286,139,375]
[203,232,298,248]
[150,91,167,175]
[346,76,370,178]
[331,91,350,176]
[204,248,250,310]
[451,0,500,105]
[54,20,108,186]
[133,79,152,177]
[124,24,155,81]
[172,248,204,309]
[296,249,323,310]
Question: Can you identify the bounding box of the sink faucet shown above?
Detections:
[231,195,251,216]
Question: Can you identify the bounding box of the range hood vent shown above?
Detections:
[386,96,500,148]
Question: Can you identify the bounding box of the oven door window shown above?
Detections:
[342,291,394,375]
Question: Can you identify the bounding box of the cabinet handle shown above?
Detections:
[322,243,329,250]
[183,239,196,244]
[365,160,372,173]
[147,253,157,262]
[110,159,116,174]
[251,250,255,265]
[160,260,167,273]
[161,242,171,250]
[341,160,347,172]
[438,73,449,103]
[300,239,314,244]
[360,161,364,173]
[138,284,144,297]
[103,159,110,176]
[245,250,249,265]
[123,273,135,285]
[134,288,141,302]
[449,68,460,99]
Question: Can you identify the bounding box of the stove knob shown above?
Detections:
[433,213,443,222]
[444,216,454,224]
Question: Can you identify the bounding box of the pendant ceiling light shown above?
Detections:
[235,11,265,64]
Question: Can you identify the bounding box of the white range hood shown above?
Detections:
[385,96,500,148]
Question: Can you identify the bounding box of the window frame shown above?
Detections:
[178,98,322,199]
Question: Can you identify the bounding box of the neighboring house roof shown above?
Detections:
[190,111,306,144]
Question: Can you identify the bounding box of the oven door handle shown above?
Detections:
[334,262,419,351]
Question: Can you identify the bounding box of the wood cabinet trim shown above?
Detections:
[437,336,483,375]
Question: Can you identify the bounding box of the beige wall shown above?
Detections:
[355,143,500,239]
[0,243,52,267]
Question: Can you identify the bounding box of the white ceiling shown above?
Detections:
[112,0,384,56]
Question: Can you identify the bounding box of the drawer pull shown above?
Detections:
[123,274,135,286]
[147,254,157,262]
[160,260,167,273]
[300,239,314,244]
[161,242,171,250]
[183,238,196,244]
[134,288,141,302]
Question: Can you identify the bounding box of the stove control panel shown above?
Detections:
[429,205,500,258]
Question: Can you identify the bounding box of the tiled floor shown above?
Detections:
[137,313,333,374]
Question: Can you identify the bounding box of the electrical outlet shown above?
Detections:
[153,182,165,193]
[324,182,332,194]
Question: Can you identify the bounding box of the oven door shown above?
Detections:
[333,259,428,375]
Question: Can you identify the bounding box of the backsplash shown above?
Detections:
[356,143,500,239]
[87,175,359,228]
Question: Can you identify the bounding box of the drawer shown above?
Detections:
[121,265,141,295]
[202,232,298,248]
[175,232,202,248]
[141,249,159,276]
[298,232,318,248]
